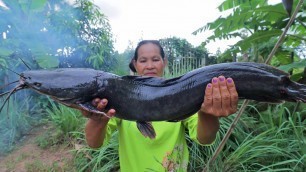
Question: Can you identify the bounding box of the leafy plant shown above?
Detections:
[0,93,34,155]
[73,131,120,172]
[46,98,86,140]
[187,102,306,171]
[194,0,306,64]
[0,0,115,71]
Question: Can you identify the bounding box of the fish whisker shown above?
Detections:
[0,91,12,97]
[0,80,19,90]
[18,57,31,70]
[0,85,24,113]
[0,64,23,77]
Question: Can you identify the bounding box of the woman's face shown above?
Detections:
[133,43,167,77]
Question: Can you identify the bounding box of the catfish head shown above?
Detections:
[19,68,102,104]
[1,68,117,116]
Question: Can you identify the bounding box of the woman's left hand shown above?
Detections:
[200,76,238,117]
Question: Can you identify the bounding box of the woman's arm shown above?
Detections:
[197,76,238,144]
[82,99,116,148]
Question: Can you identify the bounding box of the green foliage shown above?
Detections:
[194,0,306,65]
[73,131,120,172]
[159,37,209,75]
[0,0,114,156]
[1,1,305,172]
[35,126,66,149]
[164,62,197,78]
[187,102,306,171]
[0,93,34,155]
[34,98,86,150]
[35,55,59,69]
[110,51,131,76]
[46,98,86,138]
[277,59,306,82]
[67,101,305,172]
[25,159,74,172]
[0,0,114,71]
[72,0,115,70]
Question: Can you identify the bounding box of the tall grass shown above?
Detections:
[188,102,306,171]
[0,93,34,155]
[44,98,86,145]
[73,131,120,172]
[44,98,120,171]
[68,101,305,171]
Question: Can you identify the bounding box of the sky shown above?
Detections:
[94,0,237,53]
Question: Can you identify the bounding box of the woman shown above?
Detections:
[82,40,238,171]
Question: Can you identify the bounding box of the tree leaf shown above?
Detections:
[0,47,14,56]
[35,55,59,69]
[234,30,282,52]
[278,60,306,72]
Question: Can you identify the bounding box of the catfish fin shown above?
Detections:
[136,121,156,139]
[78,102,111,118]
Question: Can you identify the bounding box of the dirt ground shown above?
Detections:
[0,125,75,172]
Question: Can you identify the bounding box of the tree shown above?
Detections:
[0,0,114,71]
[193,0,306,82]
[159,37,208,74]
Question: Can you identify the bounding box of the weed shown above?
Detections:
[46,98,86,134]
[0,93,33,155]
[187,102,306,171]
[73,131,120,172]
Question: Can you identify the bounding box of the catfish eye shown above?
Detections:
[33,82,41,87]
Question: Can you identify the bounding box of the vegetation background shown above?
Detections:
[0,0,305,171]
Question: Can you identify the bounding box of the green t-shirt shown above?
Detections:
[104,114,204,172]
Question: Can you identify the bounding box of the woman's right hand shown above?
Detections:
[83,98,116,148]
[81,98,116,122]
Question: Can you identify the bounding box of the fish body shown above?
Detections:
[4,62,306,138]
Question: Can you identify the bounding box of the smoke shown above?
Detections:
[0,0,117,155]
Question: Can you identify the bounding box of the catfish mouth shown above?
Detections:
[1,75,28,97]
[20,76,43,92]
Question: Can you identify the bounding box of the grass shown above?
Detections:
[42,98,86,147]
[42,99,304,172]
[73,131,120,172]
[25,159,74,172]
[35,126,66,149]
[40,98,120,171]
[46,98,86,135]
[0,92,33,154]
[2,153,29,171]
[66,100,305,172]
[187,102,306,172]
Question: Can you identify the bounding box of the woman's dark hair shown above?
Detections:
[129,40,165,72]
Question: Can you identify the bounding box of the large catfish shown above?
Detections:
[1,62,306,138]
